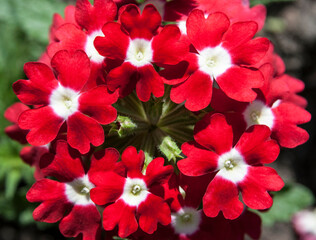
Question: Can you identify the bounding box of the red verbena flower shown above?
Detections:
[26,140,123,240]
[94,4,189,101]
[178,113,284,219]
[13,50,118,154]
[166,9,269,111]
[90,146,173,238]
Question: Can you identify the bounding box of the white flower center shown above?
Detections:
[65,175,95,206]
[171,207,202,235]
[198,45,232,79]
[126,38,153,67]
[120,178,149,207]
[49,84,80,119]
[243,100,275,129]
[85,29,105,64]
[217,148,248,183]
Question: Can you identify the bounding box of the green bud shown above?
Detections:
[159,136,182,162]
[109,116,137,138]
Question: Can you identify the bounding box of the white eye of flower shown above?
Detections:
[243,100,275,129]
[171,207,202,235]
[120,178,149,207]
[198,45,232,79]
[85,29,105,64]
[126,38,153,67]
[49,84,80,119]
[65,175,95,206]
[217,148,248,183]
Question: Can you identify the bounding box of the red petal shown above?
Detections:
[89,148,121,176]
[106,62,138,98]
[274,102,311,125]
[170,70,212,111]
[272,102,311,148]
[27,179,65,202]
[217,66,263,102]
[144,157,173,187]
[47,23,87,58]
[235,125,280,165]
[89,172,125,205]
[18,106,64,146]
[222,21,258,51]
[178,141,218,176]
[102,199,138,238]
[120,4,161,39]
[95,22,129,60]
[239,166,284,209]
[180,173,215,209]
[51,50,90,92]
[230,37,270,65]
[75,0,117,32]
[194,113,233,154]
[272,121,310,148]
[5,125,28,145]
[13,63,58,105]
[203,176,244,220]
[33,200,71,223]
[138,194,171,234]
[59,205,101,239]
[187,10,230,50]
[152,25,189,65]
[136,65,164,101]
[40,140,85,182]
[121,146,145,177]
[26,179,70,223]
[67,112,104,154]
[4,103,29,123]
[79,86,118,124]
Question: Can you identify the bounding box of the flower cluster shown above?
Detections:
[4,0,311,239]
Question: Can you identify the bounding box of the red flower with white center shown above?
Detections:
[177,113,284,219]
[27,141,122,240]
[47,0,117,90]
[94,4,189,101]
[196,0,266,31]
[4,103,29,144]
[211,64,311,148]
[90,146,173,238]
[167,9,269,111]
[13,50,118,154]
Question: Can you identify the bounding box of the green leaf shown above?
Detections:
[11,0,67,44]
[113,237,130,240]
[256,183,315,226]
[5,169,21,199]
[250,0,294,6]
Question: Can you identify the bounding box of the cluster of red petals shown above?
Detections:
[95,4,188,101]
[163,9,269,111]
[13,50,118,154]
[27,140,123,240]
[90,146,173,237]
[178,113,284,219]
[3,0,311,239]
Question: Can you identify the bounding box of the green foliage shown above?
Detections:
[256,183,315,226]
[251,0,294,6]
[113,237,130,240]
[0,0,68,224]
